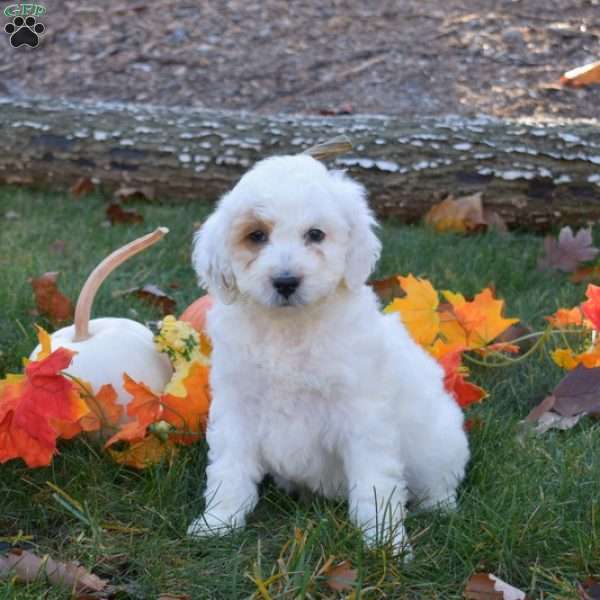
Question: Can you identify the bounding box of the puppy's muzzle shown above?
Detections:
[272,274,301,299]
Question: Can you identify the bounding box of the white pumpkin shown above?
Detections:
[30,227,173,408]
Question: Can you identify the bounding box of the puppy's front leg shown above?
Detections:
[344,439,412,557]
[187,406,261,538]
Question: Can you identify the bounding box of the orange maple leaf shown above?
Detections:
[104,418,149,448]
[546,307,587,329]
[443,288,518,350]
[581,284,600,331]
[162,362,210,445]
[79,384,124,432]
[384,275,440,346]
[123,374,163,426]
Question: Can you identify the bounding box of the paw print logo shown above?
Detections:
[4,16,45,48]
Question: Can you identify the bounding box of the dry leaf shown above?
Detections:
[578,577,600,600]
[571,265,600,284]
[0,548,107,593]
[114,185,155,202]
[29,272,74,323]
[552,365,600,417]
[108,435,176,469]
[369,275,405,305]
[526,365,600,433]
[49,240,67,255]
[317,102,353,116]
[70,176,95,199]
[158,594,192,600]
[464,572,527,599]
[537,227,598,273]
[106,203,144,225]
[127,284,176,315]
[424,193,507,234]
[560,60,600,88]
[424,193,486,233]
[323,560,357,592]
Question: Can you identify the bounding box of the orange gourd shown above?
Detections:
[180,294,214,332]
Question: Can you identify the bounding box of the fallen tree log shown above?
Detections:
[1,96,599,230]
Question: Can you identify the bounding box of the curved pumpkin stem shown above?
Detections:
[73,227,169,342]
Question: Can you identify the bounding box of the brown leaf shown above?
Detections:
[126,284,176,315]
[317,102,354,116]
[579,577,600,600]
[114,185,155,203]
[158,594,192,600]
[495,324,534,354]
[323,560,357,592]
[30,272,74,323]
[424,193,506,234]
[49,240,67,255]
[106,203,144,225]
[552,365,600,417]
[369,275,404,305]
[571,265,600,284]
[560,60,600,88]
[525,366,600,433]
[464,572,527,599]
[70,177,95,199]
[537,227,599,273]
[0,548,107,594]
[525,395,556,423]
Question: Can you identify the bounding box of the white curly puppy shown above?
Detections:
[187,154,469,552]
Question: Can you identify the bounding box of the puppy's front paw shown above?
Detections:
[187,512,245,538]
[362,524,413,561]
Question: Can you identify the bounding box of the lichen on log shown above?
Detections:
[1,96,599,230]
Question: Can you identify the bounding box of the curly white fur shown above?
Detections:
[187,155,469,554]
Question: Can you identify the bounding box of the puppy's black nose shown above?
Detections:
[272,275,300,299]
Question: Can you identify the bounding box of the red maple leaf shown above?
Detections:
[581,284,600,331]
[0,348,88,468]
[439,350,487,409]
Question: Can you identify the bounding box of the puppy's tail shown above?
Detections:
[303,135,352,162]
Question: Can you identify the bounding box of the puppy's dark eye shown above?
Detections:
[248,230,268,244]
[306,228,325,243]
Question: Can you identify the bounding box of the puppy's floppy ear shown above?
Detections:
[192,206,238,304]
[331,171,382,289]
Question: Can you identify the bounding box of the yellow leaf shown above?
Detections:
[108,435,176,469]
[384,275,440,346]
[424,193,485,233]
[552,348,580,370]
[35,326,52,360]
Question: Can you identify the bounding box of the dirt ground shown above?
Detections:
[1,0,599,120]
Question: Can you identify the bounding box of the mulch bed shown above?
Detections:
[1,0,599,120]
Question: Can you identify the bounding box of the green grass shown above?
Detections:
[0,186,598,599]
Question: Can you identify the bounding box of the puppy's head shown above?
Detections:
[193,154,381,307]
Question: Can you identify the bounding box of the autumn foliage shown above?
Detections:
[0,318,210,469]
[5,276,600,469]
[383,274,518,408]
